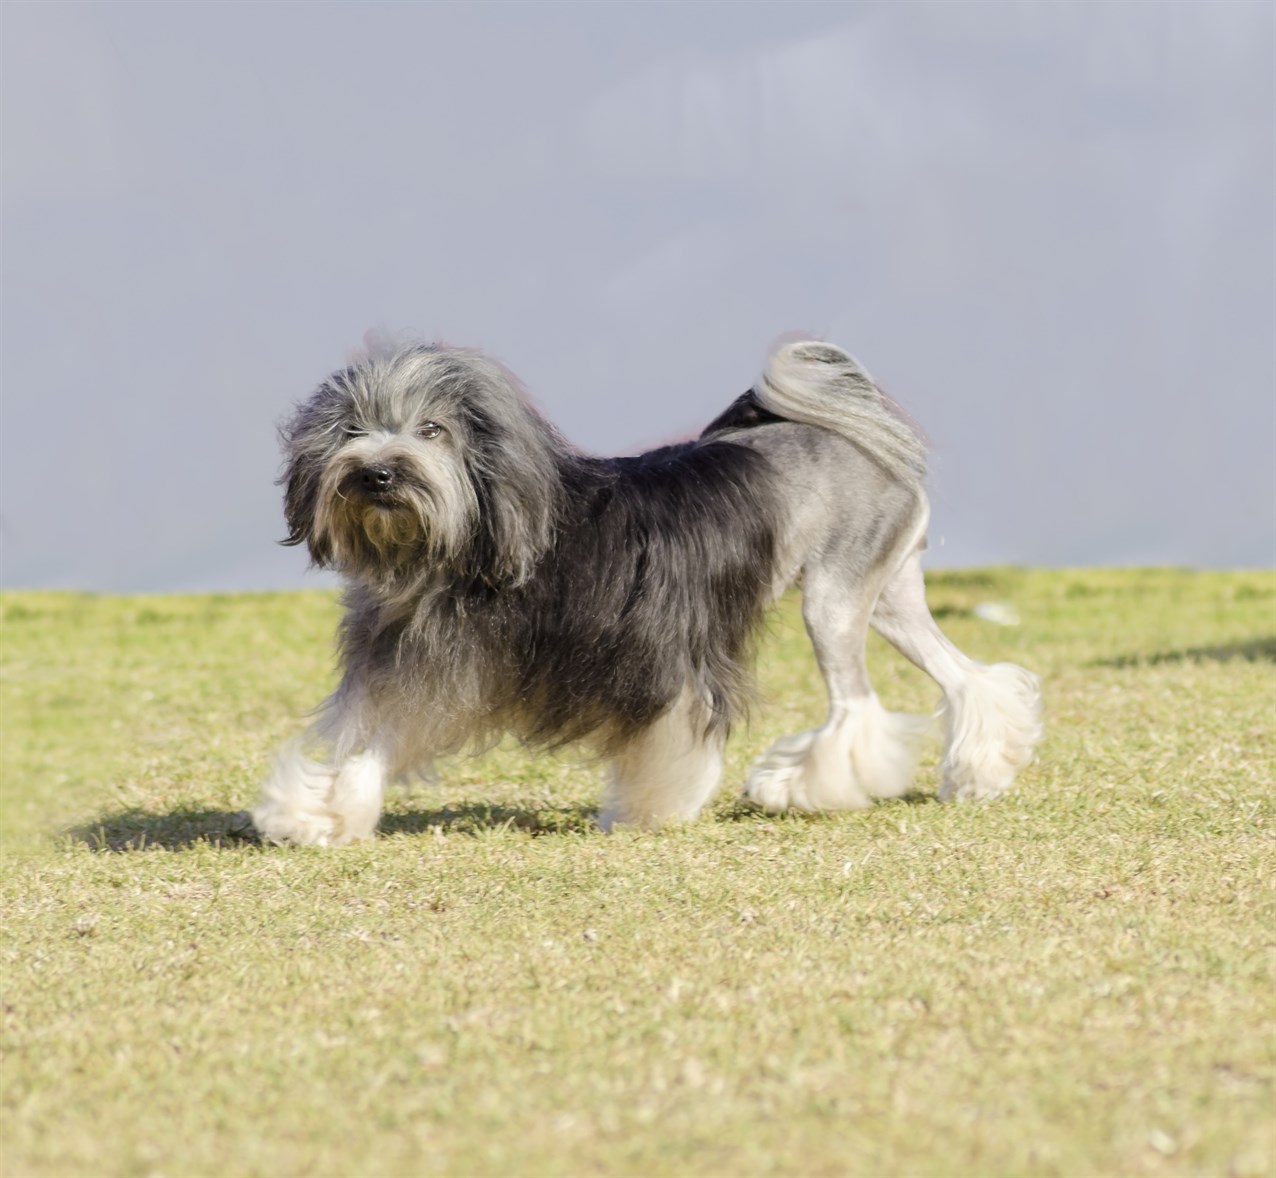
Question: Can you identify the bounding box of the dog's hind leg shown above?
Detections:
[744,559,932,813]
[871,550,1042,801]
[599,688,725,831]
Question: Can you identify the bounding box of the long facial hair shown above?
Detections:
[309,432,479,580]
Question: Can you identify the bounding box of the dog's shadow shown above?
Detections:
[65,789,937,852]
[379,802,599,839]
[67,801,599,852]
[67,807,264,852]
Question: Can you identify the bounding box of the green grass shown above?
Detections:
[2,569,1273,1177]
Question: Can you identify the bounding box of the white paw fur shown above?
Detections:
[744,697,933,813]
[251,745,385,846]
[939,662,1042,802]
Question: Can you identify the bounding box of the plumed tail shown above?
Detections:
[754,341,926,485]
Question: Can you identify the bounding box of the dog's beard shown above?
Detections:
[312,437,478,583]
[355,498,426,555]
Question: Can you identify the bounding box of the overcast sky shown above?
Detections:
[2,0,1272,592]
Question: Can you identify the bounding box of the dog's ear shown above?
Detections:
[277,412,333,567]
[470,472,550,587]
[280,457,330,566]
[460,402,560,587]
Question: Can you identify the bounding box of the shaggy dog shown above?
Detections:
[253,340,1041,845]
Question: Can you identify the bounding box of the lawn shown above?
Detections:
[1,569,1272,1177]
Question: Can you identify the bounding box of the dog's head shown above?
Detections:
[280,346,563,588]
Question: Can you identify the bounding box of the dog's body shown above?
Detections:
[253,340,1041,846]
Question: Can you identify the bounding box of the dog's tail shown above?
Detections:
[754,340,926,486]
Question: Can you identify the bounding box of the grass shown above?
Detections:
[1,568,1273,1177]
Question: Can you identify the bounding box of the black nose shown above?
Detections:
[359,465,395,494]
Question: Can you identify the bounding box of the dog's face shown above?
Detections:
[286,369,480,577]
[281,347,561,587]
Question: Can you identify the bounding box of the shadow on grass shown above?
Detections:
[67,800,600,851]
[68,787,939,852]
[1094,636,1276,669]
[380,802,599,839]
[66,807,261,852]
[717,791,937,823]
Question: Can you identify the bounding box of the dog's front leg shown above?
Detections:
[325,748,387,843]
[253,744,387,847]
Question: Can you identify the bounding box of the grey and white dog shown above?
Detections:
[253,340,1041,846]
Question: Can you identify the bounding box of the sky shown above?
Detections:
[2,0,1273,592]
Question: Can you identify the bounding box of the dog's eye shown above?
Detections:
[417,422,443,440]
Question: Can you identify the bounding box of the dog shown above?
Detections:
[252,339,1042,846]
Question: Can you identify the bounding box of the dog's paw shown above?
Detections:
[939,662,1042,803]
[251,800,340,847]
[251,746,387,847]
[252,746,342,846]
[742,732,818,812]
[742,764,801,812]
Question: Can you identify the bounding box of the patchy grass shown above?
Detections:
[1,569,1273,1177]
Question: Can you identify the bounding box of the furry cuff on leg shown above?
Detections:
[745,696,933,813]
[252,745,339,847]
[939,662,1043,802]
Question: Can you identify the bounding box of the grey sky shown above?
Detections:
[2,0,1272,592]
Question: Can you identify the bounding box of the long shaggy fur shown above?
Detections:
[253,338,1042,845]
